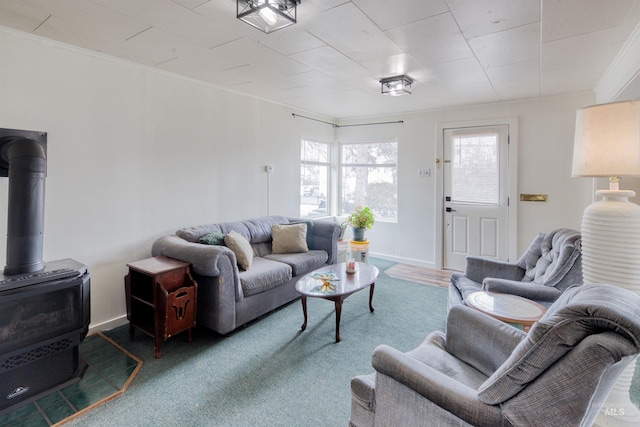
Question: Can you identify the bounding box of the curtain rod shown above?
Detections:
[291,113,403,128]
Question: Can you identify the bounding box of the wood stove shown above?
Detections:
[0,129,90,413]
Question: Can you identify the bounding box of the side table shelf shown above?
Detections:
[125,256,197,358]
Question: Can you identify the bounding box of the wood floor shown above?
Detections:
[384,263,453,288]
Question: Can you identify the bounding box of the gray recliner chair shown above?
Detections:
[350,283,640,427]
[449,228,582,307]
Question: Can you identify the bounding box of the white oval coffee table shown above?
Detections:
[465,291,547,332]
[295,262,379,342]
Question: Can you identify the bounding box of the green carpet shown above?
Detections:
[0,333,141,426]
[63,258,640,426]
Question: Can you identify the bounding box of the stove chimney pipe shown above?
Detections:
[0,129,47,275]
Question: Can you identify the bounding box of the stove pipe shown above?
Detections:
[0,130,47,275]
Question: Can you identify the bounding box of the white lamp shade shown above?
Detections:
[572,100,640,177]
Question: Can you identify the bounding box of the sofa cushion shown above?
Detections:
[272,223,309,254]
[199,231,226,246]
[225,231,254,271]
[245,216,289,243]
[240,257,292,297]
[264,250,328,276]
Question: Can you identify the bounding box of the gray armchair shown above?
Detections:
[350,283,640,427]
[449,228,582,307]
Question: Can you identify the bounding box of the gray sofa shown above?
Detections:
[151,215,341,335]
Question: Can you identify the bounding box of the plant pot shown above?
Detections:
[352,227,367,242]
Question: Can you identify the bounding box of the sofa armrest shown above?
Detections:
[152,235,233,275]
[372,344,504,427]
[309,220,341,264]
[446,305,526,377]
[465,256,524,283]
[483,279,562,302]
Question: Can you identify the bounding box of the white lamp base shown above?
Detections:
[581,190,640,426]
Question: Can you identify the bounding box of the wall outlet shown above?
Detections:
[265,165,273,173]
[418,168,430,177]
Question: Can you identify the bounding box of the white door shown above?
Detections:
[443,126,510,271]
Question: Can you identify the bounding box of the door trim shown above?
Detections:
[435,117,518,270]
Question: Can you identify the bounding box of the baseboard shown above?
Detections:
[89,315,128,334]
[370,252,439,269]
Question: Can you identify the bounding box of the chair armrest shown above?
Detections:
[465,256,524,283]
[483,279,562,302]
[446,305,526,377]
[372,344,504,427]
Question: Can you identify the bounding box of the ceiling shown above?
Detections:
[1,0,639,119]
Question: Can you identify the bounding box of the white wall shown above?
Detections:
[0,28,334,331]
[0,27,597,332]
[337,93,595,266]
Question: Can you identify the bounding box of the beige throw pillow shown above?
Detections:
[224,230,253,270]
[272,223,309,254]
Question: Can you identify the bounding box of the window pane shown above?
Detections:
[301,139,329,218]
[451,134,498,204]
[342,142,397,165]
[340,141,397,221]
[302,140,328,163]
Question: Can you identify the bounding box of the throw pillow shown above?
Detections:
[289,220,314,248]
[224,230,253,270]
[272,223,309,254]
[199,231,226,246]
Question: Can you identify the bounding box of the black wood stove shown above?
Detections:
[0,128,90,413]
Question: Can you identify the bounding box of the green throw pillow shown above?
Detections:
[199,231,226,246]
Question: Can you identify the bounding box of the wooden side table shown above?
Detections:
[124,256,197,358]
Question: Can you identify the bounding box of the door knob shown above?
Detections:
[446,207,456,212]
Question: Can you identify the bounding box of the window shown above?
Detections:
[340,141,397,221]
[451,132,499,205]
[300,139,329,218]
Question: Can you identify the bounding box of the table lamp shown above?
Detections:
[572,100,640,425]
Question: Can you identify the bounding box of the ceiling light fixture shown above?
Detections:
[237,0,300,34]
[380,75,413,96]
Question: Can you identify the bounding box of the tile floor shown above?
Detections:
[0,333,141,426]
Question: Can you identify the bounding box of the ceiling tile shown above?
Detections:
[353,0,449,31]
[95,0,241,48]
[290,45,373,81]
[469,22,540,69]
[541,27,623,72]
[111,27,212,65]
[304,2,403,62]
[486,59,540,100]
[447,0,540,39]
[258,29,326,56]
[0,1,53,32]
[427,57,489,86]
[541,0,635,42]
[385,13,474,66]
[359,53,424,78]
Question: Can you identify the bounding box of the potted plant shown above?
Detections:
[348,206,375,241]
